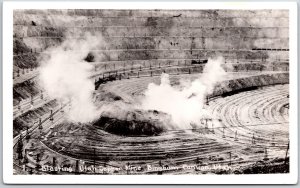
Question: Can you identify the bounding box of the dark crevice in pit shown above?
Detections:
[93,116,165,137]
[84,52,95,62]
[92,109,173,137]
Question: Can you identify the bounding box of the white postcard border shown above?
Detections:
[2,1,298,184]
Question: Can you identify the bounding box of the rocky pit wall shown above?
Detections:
[211,72,289,99]
[14,9,289,69]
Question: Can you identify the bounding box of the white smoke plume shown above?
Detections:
[39,31,226,128]
[140,57,226,128]
[39,33,104,123]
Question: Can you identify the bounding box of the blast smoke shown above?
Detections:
[39,32,226,128]
[39,33,104,123]
[140,57,226,128]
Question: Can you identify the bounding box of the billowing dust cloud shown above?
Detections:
[39,33,103,123]
[39,32,226,128]
[140,57,226,128]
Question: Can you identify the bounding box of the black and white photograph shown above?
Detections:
[2,1,298,184]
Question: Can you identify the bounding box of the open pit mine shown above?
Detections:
[13,9,289,175]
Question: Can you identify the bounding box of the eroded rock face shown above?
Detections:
[93,109,174,136]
